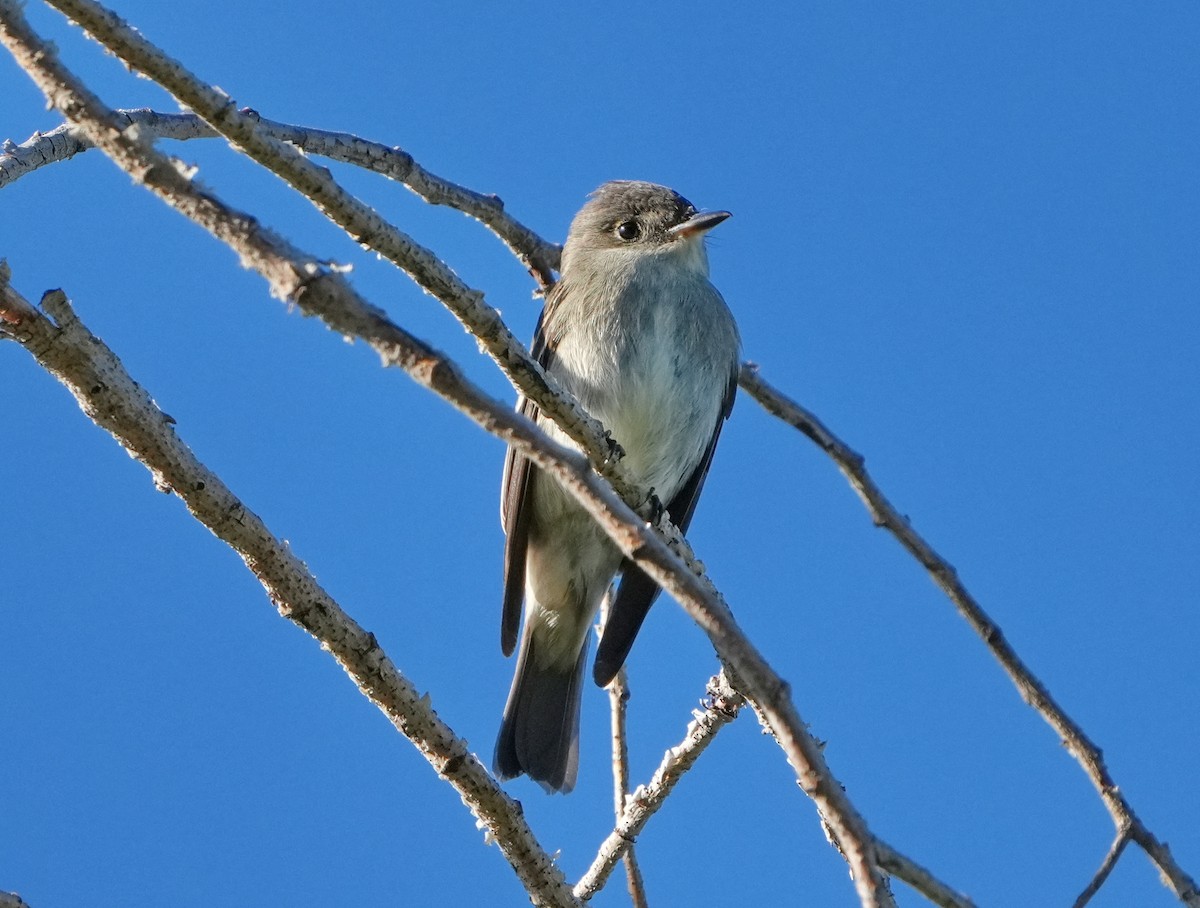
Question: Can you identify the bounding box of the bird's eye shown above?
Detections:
[616,221,641,241]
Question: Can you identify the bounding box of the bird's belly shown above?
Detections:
[576,349,723,504]
[549,282,736,507]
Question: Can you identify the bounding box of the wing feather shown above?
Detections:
[500,300,560,655]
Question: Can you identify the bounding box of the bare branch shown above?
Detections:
[0,5,915,904]
[875,843,977,908]
[736,363,1200,906]
[0,109,561,287]
[0,265,581,908]
[1072,827,1132,908]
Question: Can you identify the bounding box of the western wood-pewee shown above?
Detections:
[494,180,740,792]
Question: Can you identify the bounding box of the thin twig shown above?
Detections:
[1072,827,1132,908]
[0,109,562,287]
[621,850,650,908]
[0,265,580,908]
[599,593,650,908]
[875,842,977,908]
[613,670,650,908]
[576,672,745,899]
[608,668,634,819]
[736,363,1200,907]
[579,664,974,908]
[1,7,900,904]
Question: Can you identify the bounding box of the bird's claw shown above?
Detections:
[603,431,625,463]
[643,490,665,526]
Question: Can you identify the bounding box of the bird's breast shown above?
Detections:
[549,271,737,503]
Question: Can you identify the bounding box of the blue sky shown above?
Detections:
[3,2,1198,906]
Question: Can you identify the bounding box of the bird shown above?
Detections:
[494,180,740,792]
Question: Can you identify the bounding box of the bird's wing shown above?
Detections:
[592,367,739,687]
[500,303,558,656]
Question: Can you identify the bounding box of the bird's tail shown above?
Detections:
[494,627,586,794]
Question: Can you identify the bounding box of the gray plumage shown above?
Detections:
[494,181,740,793]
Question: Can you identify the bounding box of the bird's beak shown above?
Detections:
[668,209,731,240]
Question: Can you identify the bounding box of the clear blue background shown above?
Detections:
[3,3,1198,906]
